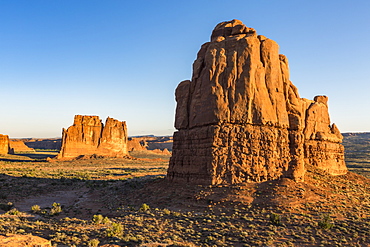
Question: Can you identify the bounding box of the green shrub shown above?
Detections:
[139,203,150,212]
[105,222,124,238]
[92,214,111,224]
[318,214,334,229]
[88,238,100,247]
[163,208,171,215]
[6,208,20,215]
[31,204,41,213]
[50,202,62,216]
[269,213,282,226]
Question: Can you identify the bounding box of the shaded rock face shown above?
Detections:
[0,134,13,154]
[57,115,128,159]
[25,138,61,150]
[168,19,346,185]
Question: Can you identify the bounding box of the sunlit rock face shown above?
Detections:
[0,134,13,155]
[168,19,346,185]
[57,115,128,159]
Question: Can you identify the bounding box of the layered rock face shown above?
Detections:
[57,115,128,159]
[168,20,346,184]
[0,134,13,155]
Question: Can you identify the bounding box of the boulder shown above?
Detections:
[167,19,347,185]
[57,115,128,159]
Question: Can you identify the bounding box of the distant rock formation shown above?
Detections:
[0,134,14,155]
[128,138,148,151]
[24,138,61,150]
[57,115,128,159]
[9,140,35,152]
[128,136,173,152]
[168,19,346,185]
[146,137,173,151]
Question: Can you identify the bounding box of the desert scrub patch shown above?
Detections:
[5,208,21,215]
[139,203,150,212]
[318,214,334,230]
[49,202,62,216]
[92,214,111,225]
[269,212,283,226]
[105,221,124,238]
[88,238,100,247]
[31,204,41,213]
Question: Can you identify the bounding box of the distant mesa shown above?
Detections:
[128,138,148,152]
[168,19,347,185]
[128,136,173,152]
[9,139,35,152]
[24,138,61,150]
[0,134,14,155]
[57,115,128,159]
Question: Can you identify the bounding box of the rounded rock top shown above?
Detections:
[211,19,256,41]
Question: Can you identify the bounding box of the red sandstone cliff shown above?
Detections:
[57,115,128,159]
[168,20,346,185]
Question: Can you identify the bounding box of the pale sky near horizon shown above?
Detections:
[1,0,369,138]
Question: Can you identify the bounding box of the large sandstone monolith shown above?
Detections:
[57,115,128,159]
[0,134,13,155]
[167,19,346,185]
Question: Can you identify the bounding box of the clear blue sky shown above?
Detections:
[1,0,369,138]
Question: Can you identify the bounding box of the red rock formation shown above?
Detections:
[0,234,52,247]
[9,140,35,152]
[128,138,147,151]
[0,134,13,155]
[168,20,346,185]
[57,115,128,159]
[128,136,173,152]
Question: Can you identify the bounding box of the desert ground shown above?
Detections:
[0,135,369,247]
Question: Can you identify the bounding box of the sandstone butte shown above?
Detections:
[0,134,13,155]
[57,115,128,159]
[167,19,347,185]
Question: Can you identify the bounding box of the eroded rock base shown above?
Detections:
[169,124,296,184]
